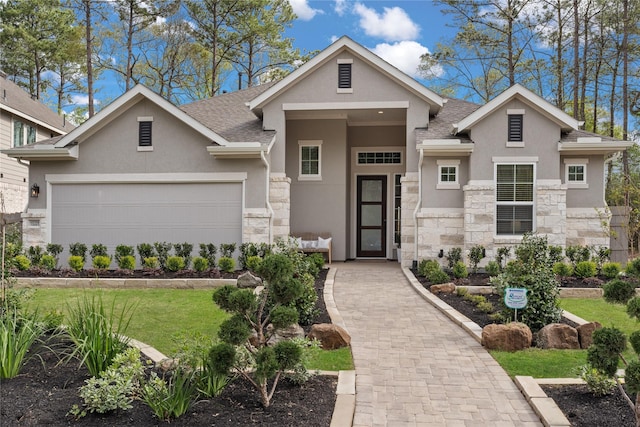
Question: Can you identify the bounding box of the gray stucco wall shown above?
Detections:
[561,154,607,208]
[27,99,267,210]
[421,157,469,208]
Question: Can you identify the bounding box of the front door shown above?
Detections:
[357,175,386,257]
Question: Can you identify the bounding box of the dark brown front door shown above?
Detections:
[357,175,386,257]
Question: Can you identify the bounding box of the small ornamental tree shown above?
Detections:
[208,252,306,408]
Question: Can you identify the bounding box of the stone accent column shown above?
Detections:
[417,208,464,263]
[609,206,629,266]
[21,209,47,248]
[242,209,270,244]
[1,183,27,214]
[566,207,610,248]
[400,173,418,268]
[463,180,495,255]
[270,173,291,241]
[536,180,566,247]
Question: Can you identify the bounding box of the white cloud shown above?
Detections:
[334,0,347,16]
[353,3,419,42]
[370,41,442,79]
[71,94,90,105]
[288,0,323,21]
[330,35,339,43]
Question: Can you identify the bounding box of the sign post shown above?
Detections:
[504,288,528,322]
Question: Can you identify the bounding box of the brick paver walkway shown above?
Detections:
[332,261,542,427]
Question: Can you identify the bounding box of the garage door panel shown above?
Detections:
[52,183,242,264]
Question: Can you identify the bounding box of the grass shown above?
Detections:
[27,288,353,371]
[492,298,640,378]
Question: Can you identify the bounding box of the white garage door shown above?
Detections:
[51,182,242,261]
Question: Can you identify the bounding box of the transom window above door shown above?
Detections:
[357,151,402,165]
[298,140,322,181]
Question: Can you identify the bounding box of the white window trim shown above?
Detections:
[564,158,589,188]
[137,116,154,122]
[437,159,460,189]
[12,119,37,147]
[356,149,403,166]
[494,161,537,237]
[506,109,525,147]
[298,140,322,181]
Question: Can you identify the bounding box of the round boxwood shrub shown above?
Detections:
[552,262,573,277]
[92,255,111,269]
[485,260,500,276]
[193,257,209,272]
[452,261,468,279]
[428,268,450,285]
[218,257,235,273]
[418,259,440,277]
[603,278,636,304]
[245,255,263,272]
[118,255,136,270]
[626,258,640,278]
[39,254,56,270]
[574,261,597,278]
[143,256,159,269]
[68,255,84,272]
[166,256,185,272]
[601,262,621,279]
[14,255,31,271]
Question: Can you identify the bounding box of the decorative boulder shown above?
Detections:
[308,323,351,350]
[237,271,262,289]
[268,323,305,345]
[430,283,456,294]
[481,323,532,351]
[536,323,580,349]
[576,321,602,349]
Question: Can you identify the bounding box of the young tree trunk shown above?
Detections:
[635,392,640,427]
[84,0,94,117]
[259,381,270,408]
[572,0,579,120]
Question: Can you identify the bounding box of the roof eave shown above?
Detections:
[417,140,474,156]
[207,143,265,159]
[558,141,634,155]
[2,145,78,160]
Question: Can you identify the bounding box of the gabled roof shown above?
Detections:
[53,85,229,149]
[0,73,73,134]
[454,84,580,134]
[248,36,444,116]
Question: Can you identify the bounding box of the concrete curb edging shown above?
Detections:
[14,277,237,289]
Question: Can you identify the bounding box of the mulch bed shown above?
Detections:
[0,269,337,426]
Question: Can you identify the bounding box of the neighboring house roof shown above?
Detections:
[0,73,73,134]
[248,35,444,116]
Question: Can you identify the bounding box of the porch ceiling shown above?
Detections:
[285,108,406,126]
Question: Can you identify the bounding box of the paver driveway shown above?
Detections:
[332,261,542,427]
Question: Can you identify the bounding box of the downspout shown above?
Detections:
[412,148,424,267]
[261,136,277,244]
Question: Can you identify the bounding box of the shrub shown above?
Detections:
[142,369,198,421]
[456,287,469,297]
[92,255,111,270]
[565,245,590,268]
[452,261,468,279]
[219,243,236,259]
[218,257,235,273]
[548,245,564,264]
[286,273,318,326]
[445,248,462,269]
[308,253,326,273]
[418,259,440,277]
[199,243,217,268]
[574,261,597,278]
[143,257,160,269]
[114,245,135,265]
[553,262,573,277]
[13,255,31,271]
[166,256,185,272]
[468,245,485,274]
[174,243,193,269]
[192,257,209,272]
[592,246,611,273]
[137,243,156,264]
[578,365,616,397]
[27,245,43,266]
[428,268,450,285]
[90,244,108,258]
[0,310,44,379]
[495,246,511,269]
[627,258,640,278]
[477,301,494,313]
[485,260,500,276]
[245,255,263,272]
[118,255,135,270]
[68,255,84,272]
[154,242,172,270]
[39,254,56,270]
[601,262,621,279]
[46,243,63,258]
[603,279,636,304]
[69,242,88,261]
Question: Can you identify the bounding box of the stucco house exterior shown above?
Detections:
[1,71,72,215]
[2,37,632,266]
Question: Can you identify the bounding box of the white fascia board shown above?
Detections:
[455,84,580,133]
[417,139,473,156]
[282,101,409,111]
[1,104,69,134]
[2,144,78,160]
[53,85,229,149]
[207,142,266,159]
[248,36,443,113]
[558,141,634,154]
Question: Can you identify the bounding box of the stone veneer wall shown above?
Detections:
[535,180,566,247]
[463,181,495,256]
[1,183,27,214]
[270,173,291,241]
[21,209,47,248]
[566,207,610,248]
[242,208,270,244]
[416,208,464,262]
[400,173,418,268]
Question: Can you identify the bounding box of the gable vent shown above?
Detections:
[139,121,152,146]
[508,114,523,142]
[338,63,351,89]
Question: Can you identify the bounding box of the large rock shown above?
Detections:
[577,321,602,349]
[430,283,456,294]
[481,322,532,351]
[249,323,305,347]
[237,271,262,289]
[307,323,351,350]
[536,323,580,349]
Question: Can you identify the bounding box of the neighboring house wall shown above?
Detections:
[0,110,29,213]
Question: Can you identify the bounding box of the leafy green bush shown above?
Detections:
[485,260,501,276]
[627,258,640,278]
[565,245,590,268]
[245,255,263,272]
[199,243,217,268]
[468,245,485,274]
[601,262,621,279]
[92,255,111,270]
[115,245,135,265]
[0,310,44,379]
[174,243,193,269]
[286,273,318,326]
[495,246,511,269]
[574,261,597,278]
[137,243,156,264]
[548,245,564,264]
[154,242,173,270]
[39,254,56,270]
[418,259,440,277]
[68,255,84,272]
[452,261,468,278]
[143,257,160,269]
[445,247,462,269]
[578,364,615,396]
[219,243,236,259]
[13,255,31,271]
[117,255,135,270]
[428,268,450,285]
[69,242,88,261]
[456,287,468,297]
[477,300,494,313]
[192,257,209,272]
[553,262,573,276]
[27,246,43,266]
[90,244,108,258]
[308,253,326,274]
[218,257,235,273]
[142,369,199,420]
[166,256,185,272]
[603,279,637,304]
[46,243,63,258]
[239,242,272,269]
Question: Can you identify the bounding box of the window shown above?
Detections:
[565,159,588,188]
[437,159,460,189]
[357,152,402,164]
[299,141,322,180]
[13,120,36,147]
[394,174,401,245]
[496,163,534,235]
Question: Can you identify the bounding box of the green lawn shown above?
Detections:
[27,288,353,371]
[491,298,640,378]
